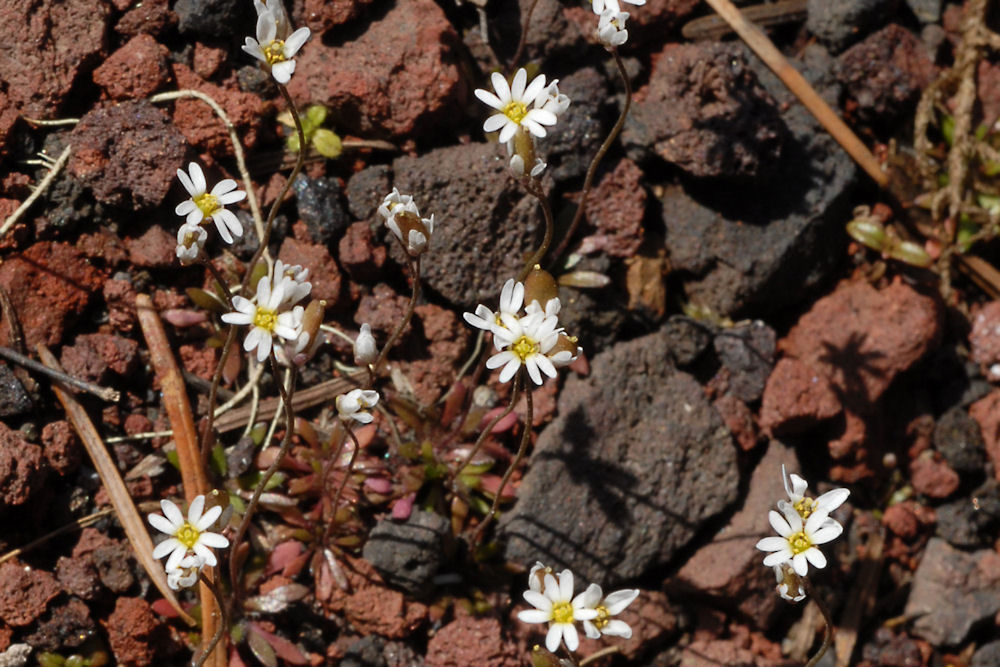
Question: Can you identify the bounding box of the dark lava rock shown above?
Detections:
[935,480,1000,548]
[488,0,588,67]
[390,142,539,309]
[973,640,1000,667]
[362,511,449,598]
[662,316,711,367]
[174,0,242,37]
[904,537,1000,646]
[807,0,900,51]
[0,364,32,418]
[293,175,350,246]
[346,165,393,221]
[341,636,387,667]
[713,320,776,403]
[56,555,101,602]
[68,100,187,210]
[41,421,82,477]
[860,628,927,666]
[542,67,608,183]
[500,326,738,584]
[662,44,856,318]
[23,597,94,652]
[303,0,376,32]
[551,255,628,353]
[933,407,986,477]
[837,24,936,125]
[60,333,139,385]
[623,42,787,179]
[0,423,48,511]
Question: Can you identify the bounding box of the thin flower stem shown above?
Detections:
[803,578,834,667]
[561,645,582,667]
[448,380,521,490]
[509,0,542,71]
[370,255,421,383]
[201,259,234,310]
[475,372,531,542]
[548,49,632,266]
[228,352,298,599]
[192,572,228,667]
[200,326,238,461]
[328,425,364,531]
[518,179,556,282]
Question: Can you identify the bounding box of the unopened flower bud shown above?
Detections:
[389,209,433,256]
[355,323,377,365]
[523,267,559,309]
[549,333,581,367]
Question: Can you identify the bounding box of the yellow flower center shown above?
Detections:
[253,307,277,332]
[512,335,538,361]
[503,100,528,123]
[794,497,816,519]
[788,531,812,555]
[593,605,610,629]
[551,601,574,625]
[176,522,201,549]
[193,192,220,217]
[262,40,287,65]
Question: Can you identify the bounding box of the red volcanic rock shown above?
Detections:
[92,34,170,100]
[321,556,427,639]
[41,420,82,477]
[103,597,175,666]
[115,0,176,37]
[970,301,1000,381]
[910,455,960,499]
[0,561,61,627]
[287,0,463,138]
[355,284,412,340]
[126,224,177,268]
[0,91,21,161]
[425,615,518,667]
[303,0,376,32]
[0,423,48,510]
[339,221,387,283]
[0,242,105,347]
[60,333,140,384]
[970,390,1000,481]
[192,42,227,80]
[278,237,343,306]
[170,63,265,156]
[69,100,187,210]
[0,0,109,117]
[760,357,842,435]
[103,278,139,334]
[579,158,646,258]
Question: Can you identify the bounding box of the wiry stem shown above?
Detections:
[201,259,234,310]
[549,49,632,266]
[475,372,531,542]
[328,425,364,531]
[448,380,521,490]
[191,572,228,667]
[518,180,556,282]
[370,255,421,383]
[803,578,834,667]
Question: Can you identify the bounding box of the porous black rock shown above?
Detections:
[293,175,350,246]
[362,510,449,597]
[175,0,243,37]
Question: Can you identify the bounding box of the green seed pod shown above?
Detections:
[888,240,932,267]
[313,128,343,159]
[846,218,887,251]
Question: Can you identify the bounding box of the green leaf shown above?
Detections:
[941,113,955,146]
[305,105,328,127]
[312,129,343,158]
[186,287,227,313]
[210,443,227,477]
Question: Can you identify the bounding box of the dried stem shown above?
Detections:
[475,372,531,542]
[202,259,235,310]
[549,50,632,265]
[0,345,119,402]
[509,0,541,71]
[191,572,229,667]
[0,144,72,239]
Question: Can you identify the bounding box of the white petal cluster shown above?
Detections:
[463,279,580,386]
[336,388,380,424]
[755,467,849,580]
[242,5,310,84]
[591,0,645,13]
[175,162,246,245]
[377,188,434,256]
[221,263,312,362]
[597,9,629,48]
[518,563,639,653]
[148,495,229,584]
[175,223,207,265]
[476,69,559,144]
[773,562,806,602]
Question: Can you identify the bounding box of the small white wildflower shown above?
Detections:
[336,388,380,424]
[221,275,304,362]
[273,259,312,304]
[773,563,806,602]
[175,162,246,244]
[534,80,571,118]
[592,0,645,14]
[528,561,553,593]
[166,553,205,591]
[354,323,377,365]
[517,569,598,653]
[756,504,843,577]
[175,222,207,265]
[475,68,558,143]
[597,9,629,48]
[377,188,433,256]
[579,584,640,639]
[780,464,850,523]
[148,495,229,572]
[252,0,291,36]
[242,9,311,84]
[489,311,563,385]
[462,278,524,342]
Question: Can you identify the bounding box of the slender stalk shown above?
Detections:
[803,578,834,667]
[328,425,364,530]
[228,352,298,598]
[549,50,633,266]
[201,259,235,310]
[509,0,541,71]
[561,645,582,667]
[370,256,421,383]
[517,180,556,282]
[192,572,228,667]
[475,372,531,541]
[448,380,521,490]
[200,326,238,461]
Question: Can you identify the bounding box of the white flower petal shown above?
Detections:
[483,113,508,133]
[518,609,551,624]
[561,623,579,652]
[603,588,639,615]
[284,26,311,57]
[602,619,632,638]
[804,547,827,569]
[473,88,504,110]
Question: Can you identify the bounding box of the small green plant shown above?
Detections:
[278,105,342,158]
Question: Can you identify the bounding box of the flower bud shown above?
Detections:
[549,333,581,366]
[390,210,433,256]
[355,323,377,365]
[523,266,558,309]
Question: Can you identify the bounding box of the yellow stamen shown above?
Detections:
[794,497,816,519]
[193,192,220,217]
[593,605,610,629]
[788,531,812,554]
[503,100,528,123]
[175,522,201,549]
[551,601,574,625]
[253,307,277,332]
[262,40,287,65]
[512,335,537,361]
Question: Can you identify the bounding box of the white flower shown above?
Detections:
[175,163,246,245]
[528,561,552,593]
[592,0,645,14]
[175,222,207,265]
[773,563,806,602]
[166,553,205,591]
[534,80,571,118]
[463,278,524,343]
[489,311,564,385]
[597,9,629,48]
[780,464,850,523]
[336,388,379,424]
[517,569,598,653]
[252,0,291,37]
[242,9,310,84]
[756,504,843,577]
[377,188,433,256]
[475,68,558,143]
[377,187,419,222]
[509,153,547,178]
[221,275,304,362]
[354,323,377,365]
[579,584,640,639]
[148,495,229,572]
[273,259,312,304]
